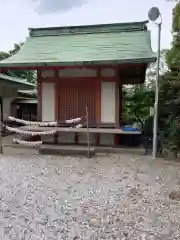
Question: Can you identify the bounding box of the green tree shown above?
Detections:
[0,43,36,84]
[158,2,180,153]
[0,52,9,61]
[122,85,154,125]
[146,49,168,90]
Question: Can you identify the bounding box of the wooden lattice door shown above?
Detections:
[58,80,96,124]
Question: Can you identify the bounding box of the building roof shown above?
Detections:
[16,98,37,104]
[0,21,156,67]
[18,89,37,96]
[0,73,35,90]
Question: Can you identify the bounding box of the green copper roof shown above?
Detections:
[0,73,35,89]
[0,21,156,67]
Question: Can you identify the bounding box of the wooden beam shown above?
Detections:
[20,126,141,134]
[1,63,146,71]
[40,78,56,83]
[101,77,119,82]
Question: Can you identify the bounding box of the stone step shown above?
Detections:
[95,146,145,155]
[3,143,145,156]
[39,145,95,157]
[39,145,145,156]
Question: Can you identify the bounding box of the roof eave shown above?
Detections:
[0,73,35,88]
[0,57,157,68]
[0,80,35,90]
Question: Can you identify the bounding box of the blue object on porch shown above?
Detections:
[122,126,137,131]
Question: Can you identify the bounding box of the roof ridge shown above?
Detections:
[29,20,148,37]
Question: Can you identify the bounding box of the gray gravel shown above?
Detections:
[0,153,180,239]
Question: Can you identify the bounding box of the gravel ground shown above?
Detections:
[0,152,180,239]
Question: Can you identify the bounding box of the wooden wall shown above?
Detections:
[37,66,121,127]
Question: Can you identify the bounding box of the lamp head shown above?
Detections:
[148,7,160,22]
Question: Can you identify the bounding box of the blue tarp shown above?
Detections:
[122,126,137,132]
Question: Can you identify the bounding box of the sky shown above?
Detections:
[0,0,176,53]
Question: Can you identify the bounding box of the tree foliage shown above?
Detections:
[158,2,180,152]
[122,49,167,126]
[0,43,36,84]
[146,49,168,90]
[166,4,180,70]
[122,85,154,125]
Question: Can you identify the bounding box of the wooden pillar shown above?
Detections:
[74,133,79,145]
[54,69,59,122]
[96,68,101,146]
[114,67,120,147]
[95,67,101,126]
[115,81,120,128]
[54,69,59,144]
[0,104,2,154]
[115,67,120,128]
[37,70,42,121]
[96,133,100,146]
[114,134,119,147]
[119,82,123,124]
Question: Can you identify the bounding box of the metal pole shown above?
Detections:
[152,22,162,159]
[85,106,90,158]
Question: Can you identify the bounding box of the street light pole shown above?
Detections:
[152,21,162,159]
[148,7,162,159]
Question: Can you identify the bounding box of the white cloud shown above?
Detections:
[32,0,87,14]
